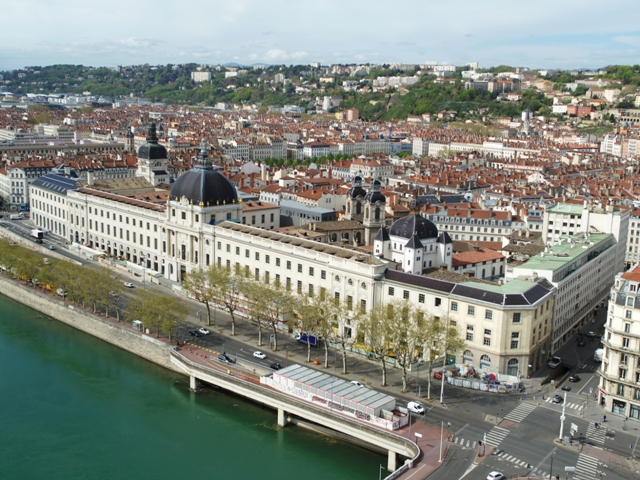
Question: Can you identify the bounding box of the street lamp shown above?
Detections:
[235,349,243,374]
[549,451,555,480]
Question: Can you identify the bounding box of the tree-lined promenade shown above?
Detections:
[0,238,464,392]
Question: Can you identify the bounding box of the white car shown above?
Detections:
[123,282,134,288]
[487,472,505,480]
[198,328,210,335]
[253,351,267,359]
[407,401,425,415]
[350,380,364,387]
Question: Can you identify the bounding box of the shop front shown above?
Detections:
[612,399,627,415]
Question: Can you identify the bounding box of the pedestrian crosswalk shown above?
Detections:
[579,362,599,372]
[543,397,583,410]
[492,450,548,477]
[586,422,607,445]
[484,426,510,447]
[452,436,476,449]
[504,403,537,423]
[574,454,598,480]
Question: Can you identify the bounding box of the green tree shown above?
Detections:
[359,302,393,386]
[182,268,216,326]
[423,315,466,400]
[326,297,364,374]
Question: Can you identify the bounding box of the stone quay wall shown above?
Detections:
[0,275,180,374]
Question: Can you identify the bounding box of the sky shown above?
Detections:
[1,0,639,71]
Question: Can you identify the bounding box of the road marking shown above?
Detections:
[586,422,607,445]
[574,453,598,480]
[485,426,509,447]
[504,402,537,423]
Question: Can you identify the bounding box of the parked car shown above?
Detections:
[552,395,563,404]
[270,363,283,370]
[198,328,210,335]
[407,402,425,415]
[548,356,562,368]
[47,245,55,250]
[350,380,364,387]
[253,351,267,359]
[433,371,443,380]
[561,386,571,391]
[578,339,586,347]
[218,354,235,365]
[587,331,598,338]
[568,374,580,382]
[188,330,201,337]
[56,288,67,297]
[123,282,134,288]
[487,473,505,480]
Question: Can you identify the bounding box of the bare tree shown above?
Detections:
[182,268,215,325]
[423,314,466,400]
[359,302,393,386]
[326,297,364,375]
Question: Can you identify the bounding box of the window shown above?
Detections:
[265,255,270,264]
[321,270,326,280]
[286,277,291,290]
[347,296,353,310]
[623,337,630,348]
[627,310,633,319]
[276,257,280,267]
[466,332,473,341]
[388,287,395,296]
[435,297,441,307]
[286,261,291,270]
[511,332,520,338]
[245,249,250,258]
[618,384,625,396]
[511,341,518,349]
[309,284,314,298]
[418,294,425,303]
[468,306,475,316]
[264,271,270,283]
[360,299,367,313]
[255,268,260,281]
[629,297,635,306]
[297,281,302,293]
[451,302,458,312]
[298,264,302,273]
[483,337,491,346]
[236,247,240,255]
[485,309,493,320]
[309,267,314,276]
[625,323,631,333]
[403,290,409,299]
[484,329,491,336]
[513,313,521,323]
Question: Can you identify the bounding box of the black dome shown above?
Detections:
[389,214,438,240]
[364,179,385,204]
[169,139,237,206]
[138,122,167,160]
[347,175,366,199]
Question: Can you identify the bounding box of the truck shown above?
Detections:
[594,348,604,362]
[31,229,44,240]
[9,213,22,220]
[295,332,318,346]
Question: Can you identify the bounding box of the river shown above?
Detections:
[0,294,384,479]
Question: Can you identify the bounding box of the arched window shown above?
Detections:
[480,355,491,364]
[507,358,519,376]
[464,350,474,358]
[508,358,518,365]
[356,202,362,215]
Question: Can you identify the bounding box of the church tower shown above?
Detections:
[136,122,170,186]
[363,179,386,245]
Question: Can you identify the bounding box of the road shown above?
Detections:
[2,218,638,480]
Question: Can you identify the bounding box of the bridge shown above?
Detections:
[170,348,420,474]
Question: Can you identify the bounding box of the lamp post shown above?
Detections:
[379,464,385,480]
[139,258,146,290]
[407,409,412,440]
[439,420,444,462]
[549,451,555,480]
[235,348,243,374]
[559,392,567,441]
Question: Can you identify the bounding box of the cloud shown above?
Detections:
[118,38,164,49]
[614,35,640,47]
[264,49,308,62]
[396,41,417,47]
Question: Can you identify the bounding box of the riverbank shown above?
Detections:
[0,274,179,373]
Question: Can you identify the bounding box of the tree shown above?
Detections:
[294,295,325,363]
[258,282,295,351]
[386,300,427,393]
[359,302,393,386]
[182,268,216,326]
[423,314,466,400]
[208,264,244,335]
[324,297,363,374]
[130,291,188,340]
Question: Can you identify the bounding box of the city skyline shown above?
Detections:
[1,0,639,71]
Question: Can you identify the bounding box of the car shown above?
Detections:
[407,401,425,415]
[56,288,68,297]
[548,356,562,368]
[568,374,580,382]
[47,245,55,250]
[578,339,586,347]
[198,328,210,335]
[253,351,267,359]
[188,330,201,337]
[433,371,443,380]
[561,385,571,391]
[270,363,283,370]
[487,473,505,480]
[123,282,134,288]
[587,331,598,338]
[552,395,563,404]
[218,354,235,365]
[350,380,364,387]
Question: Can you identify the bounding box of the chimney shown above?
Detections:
[87,169,95,186]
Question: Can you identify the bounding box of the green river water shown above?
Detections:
[0,294,384,479]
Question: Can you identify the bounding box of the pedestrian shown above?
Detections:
[227,369,231,375]
[604,415,607,422]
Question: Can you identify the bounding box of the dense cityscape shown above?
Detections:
[3,55,640,480]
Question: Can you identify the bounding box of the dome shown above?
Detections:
[347,175,366,199]
[389,214,438,240]
[138,122,167,160]
[125,130,134,138]
[364,179,385,204]
[169,139,237,206]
